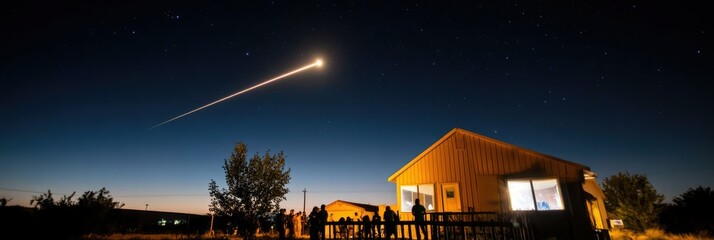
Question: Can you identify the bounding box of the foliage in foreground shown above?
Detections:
[208,142,291,240]
[602,172,713,236]
[82,233,232,240]
[609,228,713,240]
[81,232,287,240]
[11,187,125,238]
[602,171,664,232]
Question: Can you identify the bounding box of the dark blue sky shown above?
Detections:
[1,1,711,214]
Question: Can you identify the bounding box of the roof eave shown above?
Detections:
[387,127,590,182]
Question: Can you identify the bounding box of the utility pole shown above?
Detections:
[209,212,215,236]
[302,188,307,214]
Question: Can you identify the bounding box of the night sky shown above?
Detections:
[1,1,711,214]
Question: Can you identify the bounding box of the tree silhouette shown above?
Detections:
[209,142,291,239]
[29,188,123,238]
[660,186,714,234]
[0,197,11,207]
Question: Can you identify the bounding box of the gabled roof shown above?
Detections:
[388,128,589,182]
[326,200,379,213]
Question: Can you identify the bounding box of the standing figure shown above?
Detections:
[347,217,354,239]
[287,209,295,239]
[302,212,308,236]
[294,211,303,237]
[412,198,428,239]
[362,214,372,238]
[319,204,328,240]
[276,208,287,240]
[308,207,320,240]
[383,206,398,239]
[372,212,382,239]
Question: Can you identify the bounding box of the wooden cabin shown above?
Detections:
[325,200,381,222]
[388,128,609,239]
[324,200,384,238]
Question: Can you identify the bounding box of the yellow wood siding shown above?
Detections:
[391,128,584,213]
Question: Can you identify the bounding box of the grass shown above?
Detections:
[82,229,714,240]
[82,232,303,240]
[609,228,713,240]
[83,233,235,240]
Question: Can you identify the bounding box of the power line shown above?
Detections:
[3,187,393,198]
[0,187,71,195]
[118,194,206,198]
[306,189,392,193]
[0,187,206,198]
[0,188,42,194]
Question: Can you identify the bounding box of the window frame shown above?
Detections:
[507,178,565,211]
[400,183,435,213]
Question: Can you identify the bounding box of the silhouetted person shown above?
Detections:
[319,204,328,240]
[346,216,354,239]
[352,212,360,238]
[295,211,303,237]
[302,212,308,236]
[309,206,320,240]
[383,206,398,239]
[372,212,382,239]
[412,198,428,239]
[338,217,347,239]
[276,208,287,240]
[287,209,295,239]
[362,214,372,238]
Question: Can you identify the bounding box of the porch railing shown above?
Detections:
[324,212,532,240]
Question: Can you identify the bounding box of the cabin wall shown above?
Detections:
[325,202,375,222]
[395,132,582,212]
[584,178,609,229]
[393,130,597,239]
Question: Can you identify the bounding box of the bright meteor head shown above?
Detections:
[149,58,323,129]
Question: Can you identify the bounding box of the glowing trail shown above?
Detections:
[150,59,323,129]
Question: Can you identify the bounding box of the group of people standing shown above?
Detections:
[275,204,329,240]
[335,211,383,239]
[333,201,425,240]
[274,198,427,240]
[274,208,303,239]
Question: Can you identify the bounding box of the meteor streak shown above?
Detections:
[150,59,323,129]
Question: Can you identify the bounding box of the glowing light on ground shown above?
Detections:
[150,59,323,129]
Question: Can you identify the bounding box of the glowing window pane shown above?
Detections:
[508,180,535,210]
[401,186,417,212]
[418,184,435,211]
[508,179,565,211]
[532,179,564,210]
[401,184,435,212]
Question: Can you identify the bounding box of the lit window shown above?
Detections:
[507,179,564,211]
[507,180,535,210]
[400,184,435,212]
